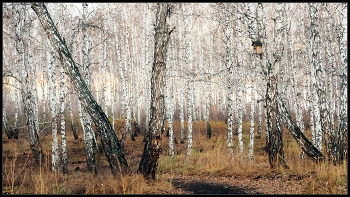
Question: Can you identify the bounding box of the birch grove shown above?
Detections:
[2,3,347,181]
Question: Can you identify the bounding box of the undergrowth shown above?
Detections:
[2,119,347,194]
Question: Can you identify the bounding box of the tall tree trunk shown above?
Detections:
[31,3,130,175]
[178,4,186,144]
[143,3,153,142]
[138,3,172,180]
[246,3,258,163]
[236,4,244,155]
[58,3,68,173]
[249,75,256,163]
[59,64,68,173]
[336,3,347,163]
[121,9,133,147]
[67,26,78,140]
[266,3,287,169]
[206,22,213,140]
[255,3,269,151]
[48,49,60,172]
[167,17,176,158]
[184,3,194,164]
[322,3,337,162]
[308,3,323,153]
[224,4,234,155]
[81,3,96,173]
[311,4,331,161]
[13,3,43,166]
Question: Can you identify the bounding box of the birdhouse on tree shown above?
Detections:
[252,40,262,54]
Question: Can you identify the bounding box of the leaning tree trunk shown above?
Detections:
[31,3,129,175]
[278,95,325,162]
[138,3,172,180]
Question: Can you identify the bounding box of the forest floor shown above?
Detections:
[2,119,348,194]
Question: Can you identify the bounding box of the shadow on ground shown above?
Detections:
[171,178,260,194]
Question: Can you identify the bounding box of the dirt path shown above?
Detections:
[163,174,301,194]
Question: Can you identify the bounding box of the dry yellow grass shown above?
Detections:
[2,119,347,194]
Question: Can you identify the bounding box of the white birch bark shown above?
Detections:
[14,75,20,133]
[236,4,244,155]
[27,36,40,139]
[321,3,337,160]
[206,21,213,140]
[12,3,43,165]
[31,2,130,175]
[249,78,255,163]
[57,3,68,173]
[247,3,258,163]
[101,40,108,115]
[47,49,59,172]
[144,3,153,140]
[224,3,234,155]
[119,9,132,147]
[178,4,186,144]
[81,3,96,173]
[308,3,323,152]
[266,3,286,168]
[337,3,347,162]
[184,3,194,164]
[167,15,176,158]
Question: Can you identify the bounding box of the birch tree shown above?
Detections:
[236,4,244,155]
[79,3,97,173]
[138,3,173,180]
[143,3,153,142]
[31,2,130,175]
[184,3,194,164]
[166,15,176,158]
[206,20,213,140]
[266,3,287,168]
[57,3,68,173]
[13,3,43,166]
[223,3,235,156]
[308,3,323,153]
[336,3,347,163]
[246,2,258,163]
[178,4,186,144]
